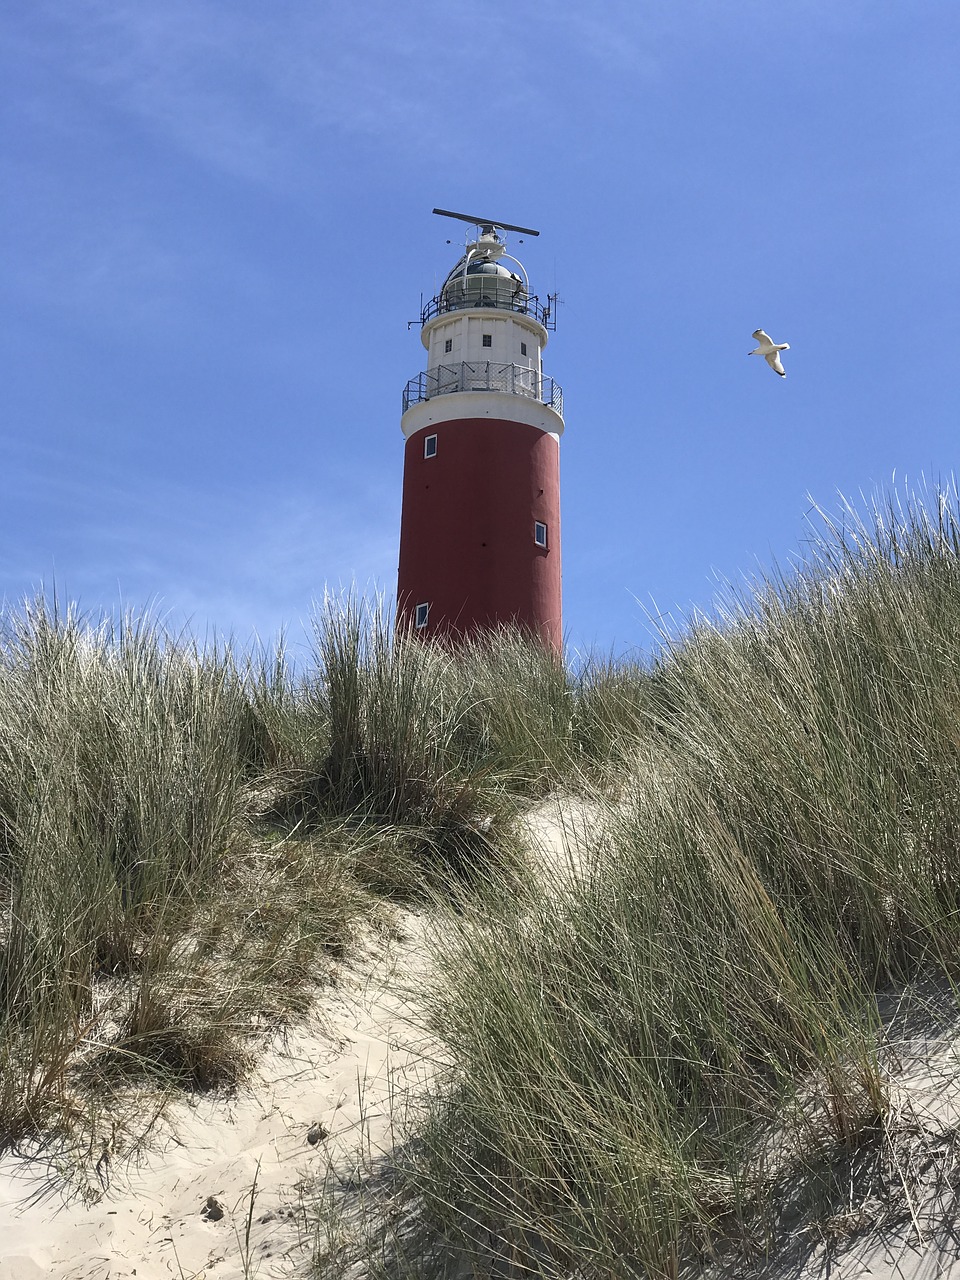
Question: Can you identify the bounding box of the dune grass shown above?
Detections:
[0,602,376,1154]
[322,485,960,1279]
[0,595,573,1160]
[263,598,573,897]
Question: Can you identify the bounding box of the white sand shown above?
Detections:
[0,911,436,1280]
[783,1000,960,1280]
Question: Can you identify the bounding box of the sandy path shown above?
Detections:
[0,911,437,1280]
[521,793,601,890]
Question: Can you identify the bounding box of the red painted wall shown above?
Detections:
[397,418,562,648]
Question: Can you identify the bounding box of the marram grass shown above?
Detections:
[0,595,571,1156]
[322,485,960,1280]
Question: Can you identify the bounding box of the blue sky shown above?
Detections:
[3,2,958,658]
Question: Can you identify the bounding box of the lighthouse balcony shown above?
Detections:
[421,290,556,330]
[403,361,563,416]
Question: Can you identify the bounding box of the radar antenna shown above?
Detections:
[432,208,540,237]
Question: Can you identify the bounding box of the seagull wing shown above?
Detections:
[752,329,772,344]
[765,351,786,377]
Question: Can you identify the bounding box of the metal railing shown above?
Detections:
[420,290,556,330]
[403,361,564,417]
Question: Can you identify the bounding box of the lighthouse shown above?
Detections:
[397,210,564,649]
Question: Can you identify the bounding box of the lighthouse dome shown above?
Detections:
[440,257,527,313]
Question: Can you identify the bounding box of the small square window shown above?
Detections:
[424,434,437,459]
[520,341,527,356]
[444,338,452,353]
[482,334,492,348]
[414,602,429,629]
[534,521,548,548]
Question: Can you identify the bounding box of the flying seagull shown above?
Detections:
[749,329,790,377]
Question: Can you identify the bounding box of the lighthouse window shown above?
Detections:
[482,334,492,347]
[414,602,430,629]
[424,434,438,459]
[521,342,528,356]
[444,338,452,353]
[534,521,548,548]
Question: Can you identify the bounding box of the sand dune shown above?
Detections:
[4,803,960,1280]
[0,912,436,1279]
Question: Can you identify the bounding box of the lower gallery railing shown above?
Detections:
[403,362,563,417]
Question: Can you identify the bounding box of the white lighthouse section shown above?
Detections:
[400,233,564,440]
[424,310,545,373]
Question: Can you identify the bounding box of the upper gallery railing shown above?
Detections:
[420,287,556,330]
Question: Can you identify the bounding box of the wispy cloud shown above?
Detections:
[7,0,893,202]
[13,0,542,186]
[1,434,399,643]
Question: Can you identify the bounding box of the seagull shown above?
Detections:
[749,329,790,377]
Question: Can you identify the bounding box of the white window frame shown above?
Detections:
[534,521,548,548]
[424,434,438,459]
[444,338,453,353]
[414,602,430,629]
[482,333,492,348]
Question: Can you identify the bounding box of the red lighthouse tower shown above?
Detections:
[397,210,564,649]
